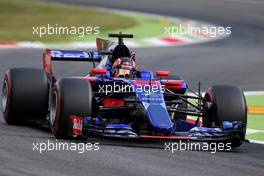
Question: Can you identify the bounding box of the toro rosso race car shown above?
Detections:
[2,33,247,147]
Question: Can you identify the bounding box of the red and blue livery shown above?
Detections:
[2,33,247,148]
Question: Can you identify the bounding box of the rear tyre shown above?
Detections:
[50,78,93,139]
[203,85,247,145]
[2,68,49,125]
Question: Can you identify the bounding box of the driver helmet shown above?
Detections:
[112,57,137,78]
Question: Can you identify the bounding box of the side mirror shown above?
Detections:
[90,68,107,75]
[156,70,171,77]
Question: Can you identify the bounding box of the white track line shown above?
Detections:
[244,91,264,95]
[249,140,264,145]
[225,0,264,5]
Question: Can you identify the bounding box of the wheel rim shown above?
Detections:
[2,80,8,113]
[50,91,58,126]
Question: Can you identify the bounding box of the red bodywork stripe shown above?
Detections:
[90,68,107,75]
[163,80,183,85]
[102,98,125,107]
[156,70,171,77]
[140,135,190,139]
[162,80,184,90]
[165,85,183,90]
[133,80,161,86]
[43,49,52,77]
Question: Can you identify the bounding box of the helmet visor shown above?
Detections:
[115,68,132,78]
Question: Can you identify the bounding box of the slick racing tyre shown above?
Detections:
[50,78,93,139]
[203,85,247,142]
[2,68,49,125]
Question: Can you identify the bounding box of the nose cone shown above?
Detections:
[146,104,174,133]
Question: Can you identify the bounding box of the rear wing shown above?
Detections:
[43,49,102,77]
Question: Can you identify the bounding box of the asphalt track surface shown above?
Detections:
[0,0,264,176]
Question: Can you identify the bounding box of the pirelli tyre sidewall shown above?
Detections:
[2,71,11,123]
[2,68,49,125]
[203,85,247,140]
[50,78,93,139]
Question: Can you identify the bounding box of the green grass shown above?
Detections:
[246,95,264,106]
[76,12,182,42]
[0,0,192,43]
[247,132,264,141]
[0,0,138,42]
[247,114,264,131]
[111,13,179,39]
[0,1,185,43]
[246,95,264,131]
[243,95,264,141]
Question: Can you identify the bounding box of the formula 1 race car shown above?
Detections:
[1,33,247,147]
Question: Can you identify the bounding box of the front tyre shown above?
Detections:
[203,85,247,147]
[50,78,93,139]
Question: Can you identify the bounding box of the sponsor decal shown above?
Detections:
[69,115,83,135]
[51,50,92,58]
